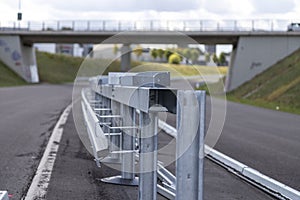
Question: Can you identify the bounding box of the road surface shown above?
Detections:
[0,83,294,199]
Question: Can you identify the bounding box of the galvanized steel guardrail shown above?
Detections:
[0,19,296,32]
[81,71,206,200]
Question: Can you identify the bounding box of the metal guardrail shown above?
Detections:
[81,71,206,200]
[0,19,296,32]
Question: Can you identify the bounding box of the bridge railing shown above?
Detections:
[0,19,296,32]
[81,71,206,200]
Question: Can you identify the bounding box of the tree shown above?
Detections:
[168,53,181,64]
[182,48,192,63]
[157,49,165,60]
[113,44,119,55]
[150,48,158,60]
[212,53,219,64]
[190,49,200,64]
[133,45,143,59]
[219,52,226,65]
[205,53,211,63]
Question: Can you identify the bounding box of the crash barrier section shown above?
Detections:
[81,71,205,200]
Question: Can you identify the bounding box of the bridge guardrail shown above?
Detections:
[0,19,296,32]
[81,71,206,200]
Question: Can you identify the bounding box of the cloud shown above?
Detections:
[1,0,300,22]
[201,0,254,16]
[30,0,200,12]
[250,0,296,14]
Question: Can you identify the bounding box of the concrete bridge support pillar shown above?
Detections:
[120,44,131,72]
[226,36,300,91]
[0,36,39,83]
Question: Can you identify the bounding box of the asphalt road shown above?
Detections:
[1,83,297,199]
[214,101,300,190]
[46,110,273,200]
[0,84,72,200]
[171,77,300,191]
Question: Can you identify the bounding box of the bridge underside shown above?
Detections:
[1,31,300,89]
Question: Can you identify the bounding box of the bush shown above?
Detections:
[164,49,173,60]
[168,53,181,64]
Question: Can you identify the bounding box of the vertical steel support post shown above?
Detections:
[121,104,135,180]
[176,90,205,200]
[109,100,120,160]
[139,111,158,200]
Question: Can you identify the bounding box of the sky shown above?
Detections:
[1,0,300,21]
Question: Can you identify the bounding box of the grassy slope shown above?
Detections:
[1,51,227,86]
[37,51,227,83]
[0,60,27,87]
[36,51,83,83]
[228,48,300,115]
[135,62,227,77]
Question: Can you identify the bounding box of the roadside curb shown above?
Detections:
[158,119,300,200]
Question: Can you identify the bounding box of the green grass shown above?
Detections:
[133,62,227,77]
[36,51,83,83]
[227,48,300,115]
[0,51,227,86]
[0,60,27,87]
[37,52,227,83]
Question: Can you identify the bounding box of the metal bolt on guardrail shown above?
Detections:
[81,71,206,200]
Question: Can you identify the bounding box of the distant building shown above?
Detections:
[82,44,93,57]
[56,44,74,56]
[205,45,216,54]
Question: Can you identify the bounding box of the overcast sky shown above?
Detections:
[1,0,300,21]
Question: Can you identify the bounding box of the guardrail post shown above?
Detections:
[109,100,121,161]
[176,90,205,200]
[139,111,158,200]
[102,21,106,31]
[87,21,90,31]
[199,20,203,31]
[121,104,136,180]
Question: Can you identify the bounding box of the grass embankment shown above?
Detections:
[37,52,227,82]
[36,51,83,83]
[228,48,300,115]
[133,62,228,77]
[1,51,227,86]
[0,60,27,87]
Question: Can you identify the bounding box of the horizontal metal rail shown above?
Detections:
[0,19,296,32]
[81,89,109,163]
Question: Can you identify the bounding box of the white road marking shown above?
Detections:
[24,104,72,200]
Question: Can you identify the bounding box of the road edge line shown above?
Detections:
[24,104,72,200]
[158,119,300,200]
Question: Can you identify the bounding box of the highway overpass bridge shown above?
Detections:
[1,19,300,91]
